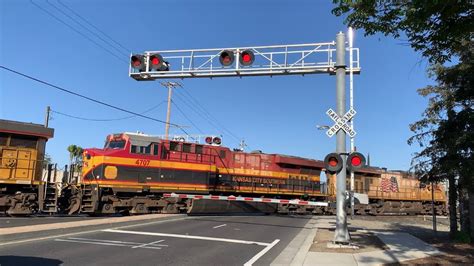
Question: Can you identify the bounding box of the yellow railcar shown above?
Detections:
[0,119,54,215]
[326,168,447,215]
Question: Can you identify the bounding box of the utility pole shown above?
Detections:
[334,32,350,244]
[44,106,51,128]
[160,82,182,140]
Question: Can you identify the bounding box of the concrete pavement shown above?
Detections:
[273,216,441,266]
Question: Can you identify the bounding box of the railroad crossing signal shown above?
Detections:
[347,152,366,172]
[324,152,366,173]
[129,42,360,80]
[324,153,343,173]
[325,108,356,138]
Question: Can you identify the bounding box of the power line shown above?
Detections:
[179,88,242,141]
[175,88,242,142]
[172,91,224,135]
[51,101,166,122]
[46,0,128,57]
[56,0,130,53]
[30,0,127,63]
[0,65,189,135]
[171,100,204,134]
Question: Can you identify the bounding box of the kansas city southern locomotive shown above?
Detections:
[0,120,447,216]
[73,132,325,214]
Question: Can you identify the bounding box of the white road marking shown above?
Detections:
[0,216,187,247]
[55,238,137,248]
[132,239,165,249]
[244,239,280,266]
[54,238,164,250]
[68,237,168,247]
[213,224,227,229]
[103,229,271,246]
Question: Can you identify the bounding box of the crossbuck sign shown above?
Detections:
[326,108,357,138]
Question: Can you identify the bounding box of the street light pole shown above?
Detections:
[349,27,355,219]
[334,32,350,244]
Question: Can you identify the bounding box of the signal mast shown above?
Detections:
[129,33,363,245]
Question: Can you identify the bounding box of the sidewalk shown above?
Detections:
[272,217,441,266]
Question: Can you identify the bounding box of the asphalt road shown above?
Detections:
[0,215,312,265]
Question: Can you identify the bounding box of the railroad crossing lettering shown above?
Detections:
[326,108,357,138]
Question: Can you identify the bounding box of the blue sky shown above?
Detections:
[0,0,432,170]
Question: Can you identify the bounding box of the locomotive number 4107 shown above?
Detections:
[136,159,151,166]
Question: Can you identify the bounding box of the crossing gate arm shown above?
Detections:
[163,193,328,207]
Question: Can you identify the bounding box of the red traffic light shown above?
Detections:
[219,50,235,66]
[130,54,145,70]
[149,54,169,71]
[239,50,254,66]
[347,152,366,171]
[324,152,343,173]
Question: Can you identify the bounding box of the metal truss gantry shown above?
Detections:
[130,42,360,80]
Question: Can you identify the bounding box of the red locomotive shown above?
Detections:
[73,132,325,214]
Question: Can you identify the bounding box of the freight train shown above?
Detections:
[0,119,447,216]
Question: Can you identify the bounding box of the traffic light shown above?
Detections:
[149,54,168,71]
[219,50,235,66]
[347,152,366,172]
[324,153,343,173]
[239,50,254,66]
[130,54,145,71]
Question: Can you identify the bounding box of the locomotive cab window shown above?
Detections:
[182,143,192,153]
[153,144,159,155]
[105,140,125,149]
[0,133,8,146]
[9,134,37,149]
[131,144,151,155]
[170,141,181,152]
[195,145,203,154]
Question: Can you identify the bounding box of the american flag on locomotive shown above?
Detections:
[381,176,399,192]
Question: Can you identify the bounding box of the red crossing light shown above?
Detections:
[239,50,254,66]
[324,153,343,173]
[149,54,168,71]
[347,152,366,172]
[130,54,145,71]
[205,136,213,144]
[219,50,235,66]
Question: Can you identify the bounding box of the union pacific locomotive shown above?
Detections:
[0,119,55,215]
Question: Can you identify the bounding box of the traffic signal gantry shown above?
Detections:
[129,42,360,80]
[129,33,361,245]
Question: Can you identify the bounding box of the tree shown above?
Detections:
[67,144,83,172]
[332,0,473,64]
[332,0,474,239]
[408,48,473,237]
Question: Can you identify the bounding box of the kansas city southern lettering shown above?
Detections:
[231,176,286,185]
